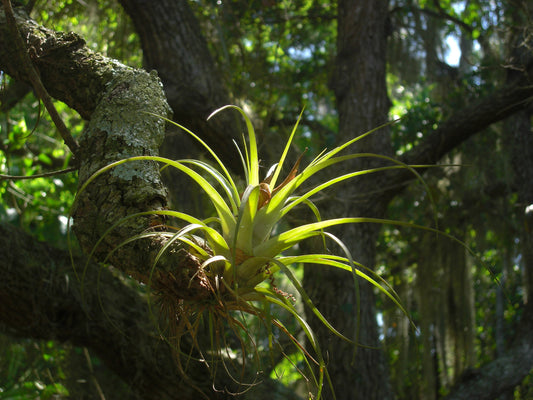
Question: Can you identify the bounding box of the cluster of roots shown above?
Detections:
[152,267,265,394]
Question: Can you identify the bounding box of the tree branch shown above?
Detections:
[401,81,533,167]
[0,7,128,119]
[0,222,301,400]
[0,166,77,180]
[0,222,213,400]
[361,77,533,203]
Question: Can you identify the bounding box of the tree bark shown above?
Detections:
[118,0,243,173]
[0,7,125,120]
[0,222,302,400]
[303,1,395,399]
[0,222,214,400]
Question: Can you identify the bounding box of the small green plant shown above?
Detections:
[76,106,425,398]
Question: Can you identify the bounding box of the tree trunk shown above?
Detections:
[303,1,395,399]
[117,0,244,216]
[504,0,533,303]
[118,0,242,173]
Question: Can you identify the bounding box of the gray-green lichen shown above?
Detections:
[82,68,171,148]
[73,66,172,264]
[78,68,172,184]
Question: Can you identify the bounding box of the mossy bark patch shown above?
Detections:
[73,67,173,279]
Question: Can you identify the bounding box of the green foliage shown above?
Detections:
[0,334,138,399]
[190,0,338,159]
[0,336,69,399]
[270,351,305,386]
[1,82,78,247]
[389,79,444,156]
[34,0,141,67]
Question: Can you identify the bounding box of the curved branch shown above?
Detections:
[0,222,301,400]
[401,81,533,167]
[0,7,128,119]
[365,78,533,202]
[0,222,213,400]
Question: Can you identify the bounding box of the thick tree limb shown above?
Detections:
[0,222,214,400]
[0,7,128,119]
[0,222,300,400]
[365,78,533,203]
[401,81,533,168]
[0,7,218,298]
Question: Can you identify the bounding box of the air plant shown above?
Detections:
[76,105,422,398]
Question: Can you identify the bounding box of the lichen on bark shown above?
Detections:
[73,67,173,281]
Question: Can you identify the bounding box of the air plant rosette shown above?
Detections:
[76,105,429,398]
